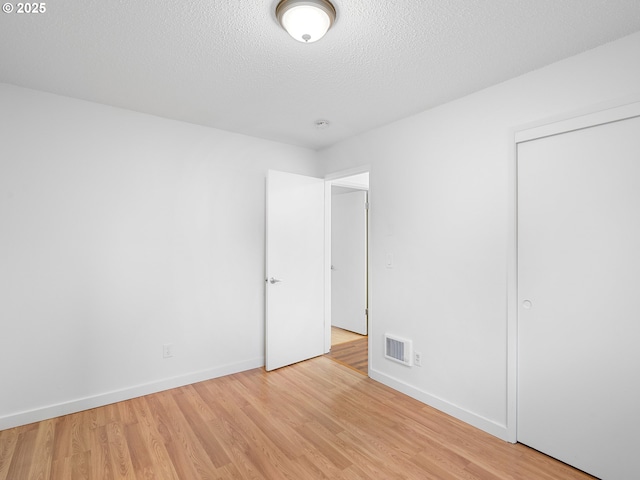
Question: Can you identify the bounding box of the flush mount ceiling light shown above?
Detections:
[276,0,336,43]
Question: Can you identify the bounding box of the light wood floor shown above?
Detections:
[331,326,364,345]
[329,326,368,374]
[327,338,368,375]
[0,357,595,480]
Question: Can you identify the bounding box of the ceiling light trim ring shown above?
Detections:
[276,0,337,43]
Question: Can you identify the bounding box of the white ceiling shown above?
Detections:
[2,1,640,150]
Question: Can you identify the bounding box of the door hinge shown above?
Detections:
[365,308,368,316]
[365,202,370,210]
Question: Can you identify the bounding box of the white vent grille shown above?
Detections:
[384,334,412,366]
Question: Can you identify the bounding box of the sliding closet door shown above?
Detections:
[517,115,640,480]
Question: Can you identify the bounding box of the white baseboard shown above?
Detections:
[368,367,511,442]
[0,357,264,431]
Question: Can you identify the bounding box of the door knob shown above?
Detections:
[269,277,282,284]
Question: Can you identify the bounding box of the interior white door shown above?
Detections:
[265,170,325,371]
[517,115,640,480]
[331,189,367,335]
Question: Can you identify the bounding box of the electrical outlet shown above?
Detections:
[162,344,174,358]
[414,351,422,367]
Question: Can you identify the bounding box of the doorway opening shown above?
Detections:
[325,170,369,375]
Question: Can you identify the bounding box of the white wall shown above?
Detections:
[320,31,640,440]
[0,84,319,429]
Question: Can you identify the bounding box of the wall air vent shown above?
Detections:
[384,334,412,366]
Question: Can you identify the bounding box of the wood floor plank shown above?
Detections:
[70,412,90,456]
[50,415,72,465]
[240,403,305,460]
[327,337,368,374]
[336,428,422,480]
[142,394,173,447]
[89,425,114,480]
[295,420,352,470]
[331,327,365,345]
[155,390,220,480]
[181,384,219,422]
[116,401,138,427]
[124,420,162,479]
[4,425,38,480]
[69,450,91,480]
[199,382,309,480]
[50,456,71,480]
[128,397,179,480]
[0,427,19,480]
[0,356,597,480]
[94,403,121,429]
[105,422,136,480]
[26,419,56,480]
[172,390,231,470]
[231,371,317,433]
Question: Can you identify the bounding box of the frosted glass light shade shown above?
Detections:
[276,0,336,43]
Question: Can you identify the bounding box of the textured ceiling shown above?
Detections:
[1,1,640,150]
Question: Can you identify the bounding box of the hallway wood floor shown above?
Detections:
[331,326,364,346]
[327,338,368,375]
[0,357,595,480]
[329,326,368,374]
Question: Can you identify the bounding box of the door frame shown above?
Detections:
[507,96,640,442]
[324,166,371,360]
